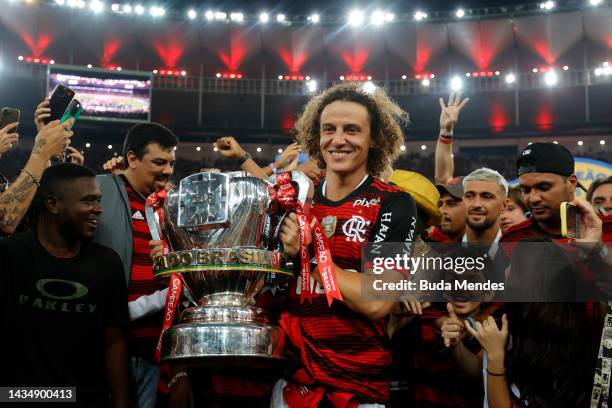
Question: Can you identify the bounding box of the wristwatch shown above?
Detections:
[237,152,251,165]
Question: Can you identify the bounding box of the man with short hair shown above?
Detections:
[94,122,178,408]
[587,176,612,215]
[430,177,467,242]
[0,163,129,407]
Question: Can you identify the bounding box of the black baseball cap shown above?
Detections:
[436,176,464,200]
[517,142,586,190]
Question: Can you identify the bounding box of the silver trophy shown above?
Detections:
[147,171,313,366]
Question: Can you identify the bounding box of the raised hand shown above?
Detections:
[0,122,19,155]
[465,314,508,359]
[66,146,84,166]
[33,120,73,160]
[102,156,125,175]
[439,92,470,132]
[441,303,467,347]
[276,143,301,170]
[34,98,51,132]
[214,136,246,159]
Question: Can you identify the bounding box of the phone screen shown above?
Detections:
[45,85,75,124]
[564,203,582,239]
[60,100,83,131]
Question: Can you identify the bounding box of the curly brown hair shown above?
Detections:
[294,82,409,179]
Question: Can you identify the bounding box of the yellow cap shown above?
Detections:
[388,170,443,226]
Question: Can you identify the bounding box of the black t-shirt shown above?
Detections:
[0,231,128,404]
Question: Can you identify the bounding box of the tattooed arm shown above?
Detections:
[0,121,73,234]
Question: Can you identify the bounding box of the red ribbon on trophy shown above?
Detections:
[147,189,187,363]
[275,173,342,305]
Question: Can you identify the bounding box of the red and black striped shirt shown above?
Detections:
[281,175,418,404]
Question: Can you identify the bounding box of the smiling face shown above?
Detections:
[319,100,373,179]
[127,142,176,196]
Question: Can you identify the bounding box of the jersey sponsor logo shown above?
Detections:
[132,210,145,220]
[342,215,370,242]
[371,212,392,254]
[353,197,380,208]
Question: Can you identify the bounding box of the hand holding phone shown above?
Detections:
[44,84,75,125]
[0,107,20,133]
[561,202,582,239]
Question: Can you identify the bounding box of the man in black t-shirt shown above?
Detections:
[0,163,129,408]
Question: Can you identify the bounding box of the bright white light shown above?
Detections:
[110,2,119,10]
[152,69,158,74]
[278,148,283,154]
[259,12,269,23]
[278,75,283,80]
[18,56,24,61]
[385,13,395,22]
[420,144,427,150]
[604,67,612,75]
[505,73,516,84]
[49,60,55,64]
[414,11,428,21]
[90,0,104,13]
[456,8,465,18]
[540,1,555,10]
[134,4,143,14]
[107,144,113,149]
[308,14,320,23]
[594,68,602,76]
[544,70,558,86]
[230,12,244,22]
[495,71,500,76]
[116,66,122,71]
[601,140,606,145]
[362,81,376,94]
[213,146,218,152]
[604,61,609,67]
[348,10,364,27]
[76,0,86,8]
[187,9,196,19]
[196,146,201,151]
[465,72,471,77]
[150,6,165,17]
[371,10,385,26]
[256,147,262,152]
[173,146,177,151]
[563,65,569,71]
[205,10,214,20]
[589,0,602,5]
[181,70,186,76]
[214,11,227,20]
[532,68,539,73]
[400,145,406,151]
[339,75,345,81]
[122,4,132,13]
[216,73,221,78]
[422,78,431,87]
[55,0,65,5]
[578,140,583,146]
[276,14,285,22]
[553,140,558,144]
[87,64,92,68]
[401,75,407,80]
[307,80,318,93]
[305,76,310,80]
[450,76,463,91]
[85,142,91,148]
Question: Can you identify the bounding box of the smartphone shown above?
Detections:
[60,99,83,130]
[0,108,21,133]
[561,202,582,239]
[44,84,75,125]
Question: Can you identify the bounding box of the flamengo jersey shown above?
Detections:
[281,175,418,404]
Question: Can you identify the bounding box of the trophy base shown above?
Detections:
[160,306,286,367]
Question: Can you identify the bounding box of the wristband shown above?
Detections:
[168,372,188,388]
[438,133,454,144]
[237,152,251,165]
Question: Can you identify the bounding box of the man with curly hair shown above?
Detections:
[274,82,418,407]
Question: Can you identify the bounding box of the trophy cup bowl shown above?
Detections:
[148,171,313,366]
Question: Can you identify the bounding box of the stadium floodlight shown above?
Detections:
[187,9,196,19]
[307,80,318,93]
[256,147,262,152]
[107,144,113,150]
[456,8,465,18]
[600,140,606,145]
[85,142,91,148]
[385,12,395,22]
[259,12,269,23]
[55,0,65,5]
[421,144,427,150]
[214,11,227,20]
[87,64,92,68]
[563,65,569,70]
[276,13,285,22]
[450,76,463,91]
[414,11,428,21]
[589,0,602,5]
[371,10,385,26]
[400,145,406,151]
[111,3,119,11]
[540,1,555,10]
[308,13,320,23]
[348,10,364,27]
[122,4,132,13]
[89,0,103,12]
[544,70,558,86]
[150,6,165,17]
[196,146,201,151]
[422,78,431,87]
[505,73,516,84]
[578,140,584,146]
[204,10,214,20]
[134,4,144,14]
[75,0,86,8]
[230,12,244,22]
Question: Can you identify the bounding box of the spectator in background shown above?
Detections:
[587,176,612,215]
[500,186,528,232]
[431,177,467,242]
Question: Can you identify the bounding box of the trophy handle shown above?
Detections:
[145,201,164,241]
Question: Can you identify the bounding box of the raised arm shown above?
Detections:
[435,92,469,185]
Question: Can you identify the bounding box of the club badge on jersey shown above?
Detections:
[321,216,337,238]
